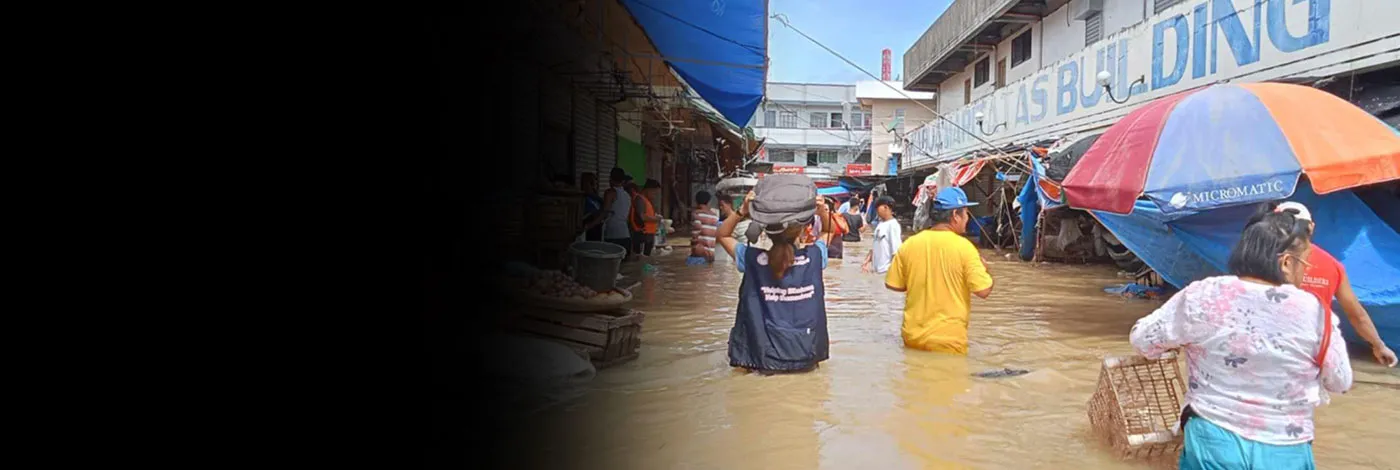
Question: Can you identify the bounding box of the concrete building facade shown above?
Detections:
[900,0,1400,172]
[855,81,938,176]
[751,82,873,176]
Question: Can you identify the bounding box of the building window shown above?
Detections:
[769,149,796,162]
[764,110,777,127]
[809,150,838,166]
[1085,12,1103,45]
[974,58,990,87]
[809,112,828,128]
[829,112,843,129]
[1011,30,1032,67]
[1154,0,1184,14]
[855,151,871,164]
[996,58,1006,88]
[894,108,906,133]
[779,111,799,128]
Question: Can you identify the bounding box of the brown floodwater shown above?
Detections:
[516,237,1400,469]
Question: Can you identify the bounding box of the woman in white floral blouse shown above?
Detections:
[1130,211,1352,470]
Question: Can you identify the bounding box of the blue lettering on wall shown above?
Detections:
[1056,61,1078,115]
[1031,76,1049,121]
[1150,0,1331,90]
[1119,39,1144,95]
[1192,3,1208,78]
[1268,0,1330,52]
[1152,15,1189,90]
[1211,0,1261,73]
[1016,84,1030,124]
[1082,48,1109,109]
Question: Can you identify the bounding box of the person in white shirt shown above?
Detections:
[1130,211,1350,468]
[863,196,902,274]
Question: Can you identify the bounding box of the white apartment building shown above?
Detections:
[750,82,873,176]
[900,0,1400,172]
[856,81,938,176]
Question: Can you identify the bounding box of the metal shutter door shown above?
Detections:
[541,78,572,181]
[572,92,599,188]
[596,103,618,185]
[543,79,571,128]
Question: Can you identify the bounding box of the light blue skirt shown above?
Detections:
[1181,416,1314,470]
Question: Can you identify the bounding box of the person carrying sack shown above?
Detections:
[716,174,833,373]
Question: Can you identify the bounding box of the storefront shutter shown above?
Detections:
[596,102,618,186]
[572,92,599,188]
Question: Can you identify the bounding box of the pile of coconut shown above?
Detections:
[525,270,629,302]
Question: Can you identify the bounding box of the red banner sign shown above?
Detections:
[845,164,872,176]
[772,165,806,174]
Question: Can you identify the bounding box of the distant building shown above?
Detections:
[750,82,872,177]
[855,81,937,176]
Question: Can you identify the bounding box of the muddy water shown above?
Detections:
[523,238,1400,469]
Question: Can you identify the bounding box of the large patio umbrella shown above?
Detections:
[1062,82,1400,215]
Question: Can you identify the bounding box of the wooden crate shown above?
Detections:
[510,307,644,369]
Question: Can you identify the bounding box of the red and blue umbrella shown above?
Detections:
[1063,82,1400,215]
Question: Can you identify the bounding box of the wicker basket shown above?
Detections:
[1087,351,1186,460]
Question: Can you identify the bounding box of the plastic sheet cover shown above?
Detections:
[622,0,767,127]
[1095,180,1400,346]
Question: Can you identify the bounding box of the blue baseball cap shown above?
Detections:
[933,187,979,210]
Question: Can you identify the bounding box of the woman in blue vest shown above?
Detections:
[716,174,833,373]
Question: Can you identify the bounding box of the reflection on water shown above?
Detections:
[524,239,1400,469]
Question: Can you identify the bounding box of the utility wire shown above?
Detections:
[772,83,852,104]
[770,13,1033,175]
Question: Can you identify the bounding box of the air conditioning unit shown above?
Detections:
[1072,0,1104,20]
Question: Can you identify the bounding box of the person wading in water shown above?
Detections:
[884,188,994,354]
[842,197,865,242]
[826,197,849,260]
[862,196,903,274]
[1130,211,1351,469]
[629,178,663,257]
[601,168,634,256]
[1271,201,1396,367]
[716,175,833,373]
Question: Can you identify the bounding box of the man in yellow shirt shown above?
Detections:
[885,187,994,354]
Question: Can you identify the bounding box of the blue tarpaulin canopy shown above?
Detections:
[622,0,767,127]
[1093,179,1400,348]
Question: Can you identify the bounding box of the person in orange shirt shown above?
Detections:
[884,188,994,354]
[825,197,849,259]
[629,179,663,257]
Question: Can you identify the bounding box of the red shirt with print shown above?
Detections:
[1296,246,1344,316]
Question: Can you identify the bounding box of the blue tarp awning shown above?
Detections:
[1093,179,1400,348]
[622,0,767,127]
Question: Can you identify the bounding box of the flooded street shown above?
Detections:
[518,238,1400,469]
